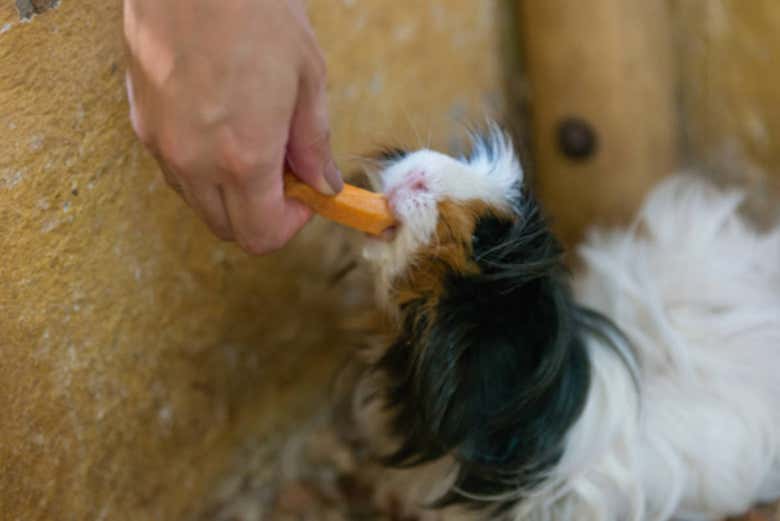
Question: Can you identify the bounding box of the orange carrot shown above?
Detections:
[283,172,397,236]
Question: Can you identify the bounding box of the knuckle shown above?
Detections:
[311,127,331,148]
[220,153,255,184]
[239,227,288,255]
[216,129,282,184]
[158,136,196,174]
[210,223,233,241]
[291,127,331,160]
[240,236,272,256]
[165,156,190,178]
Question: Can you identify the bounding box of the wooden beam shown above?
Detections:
[672,0,780,222]
[517,0,678,246]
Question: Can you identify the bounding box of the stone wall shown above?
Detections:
[0,1,506,519]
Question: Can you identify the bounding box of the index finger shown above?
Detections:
[222,168,313,255]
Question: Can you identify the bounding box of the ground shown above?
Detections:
[192,400,780,521]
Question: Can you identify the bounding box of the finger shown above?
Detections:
[183,181,235,241]
[157,160,184,194]
[156,158,234,240]
[286,60,343,196]
[222,172,312,255]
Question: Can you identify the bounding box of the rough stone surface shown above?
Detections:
[15,0,58,20]
[0,1,504,520]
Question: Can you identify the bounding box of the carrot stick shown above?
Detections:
[283,172,397,236]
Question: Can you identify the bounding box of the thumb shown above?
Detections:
[286,68,343,196]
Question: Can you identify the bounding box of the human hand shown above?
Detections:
[124,0,342,254]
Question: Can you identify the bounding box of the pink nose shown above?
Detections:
[386,169,429,208]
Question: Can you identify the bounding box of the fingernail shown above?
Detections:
[309,176,335,196]
[324,159,343,194]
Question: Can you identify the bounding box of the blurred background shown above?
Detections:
[1,1,778,519]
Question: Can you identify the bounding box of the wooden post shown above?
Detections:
[517,0,678,246]
[672,0,780,223]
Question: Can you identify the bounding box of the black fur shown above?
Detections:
[375,147,409,162]
[376,193,608,512]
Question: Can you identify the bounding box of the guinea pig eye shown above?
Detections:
[375,147,409,162]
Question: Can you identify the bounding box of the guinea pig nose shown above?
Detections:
[406,169,428,192]
[384,169,429,211]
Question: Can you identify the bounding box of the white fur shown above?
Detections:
[360,135,780,520]
[363,129,522,298]
[536,175,780,521]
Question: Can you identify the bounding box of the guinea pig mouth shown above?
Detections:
[366,225,399,242]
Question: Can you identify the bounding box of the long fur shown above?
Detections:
[356,131,780,521]
[544,176,780,521]
[378,199,595,513]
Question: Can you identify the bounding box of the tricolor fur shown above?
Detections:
[355,128,780,520]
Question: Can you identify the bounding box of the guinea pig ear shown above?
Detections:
[466,125,526,192]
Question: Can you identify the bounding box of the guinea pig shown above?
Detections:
[354,127,780,521]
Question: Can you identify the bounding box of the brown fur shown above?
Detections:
[393,200,512,297]
[388,199,514,336]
